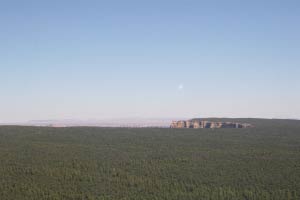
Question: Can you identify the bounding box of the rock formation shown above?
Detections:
[170,120,252,129]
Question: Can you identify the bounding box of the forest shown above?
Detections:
[0,118,299,200]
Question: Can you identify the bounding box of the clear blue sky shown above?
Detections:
[1,0,300,122]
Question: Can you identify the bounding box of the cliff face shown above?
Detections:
[170,120,252,129]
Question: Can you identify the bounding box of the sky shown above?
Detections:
[0,0,300,123]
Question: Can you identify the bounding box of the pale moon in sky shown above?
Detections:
[178,84,184,91]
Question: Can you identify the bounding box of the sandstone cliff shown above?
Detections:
[170,120,252,129]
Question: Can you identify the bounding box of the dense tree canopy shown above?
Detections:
[0,119,299,199]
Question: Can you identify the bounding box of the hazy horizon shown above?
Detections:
[1,0,300,123]
[2,116,300,125]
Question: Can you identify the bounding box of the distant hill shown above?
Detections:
[171,118,300,129]
[2,118,299,129]
[171,119,252,129]
[193,118,300,128]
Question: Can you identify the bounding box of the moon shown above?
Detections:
[178,84,184,91]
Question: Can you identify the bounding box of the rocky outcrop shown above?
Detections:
[170,120,252,129]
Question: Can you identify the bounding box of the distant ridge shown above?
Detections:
[171,119,252,129]
[1,118,299,128]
